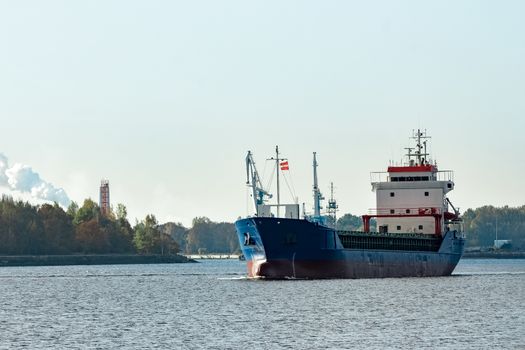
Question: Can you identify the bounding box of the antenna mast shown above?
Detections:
[268,146,286,217]
[327,182,338,226]
[276,146,280,217]
[409,129,431,165]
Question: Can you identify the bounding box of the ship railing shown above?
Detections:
[367,207,443,216]
[336,232,443,251]
[436,170,454,182]
[336,229,440,240]
[370,170,454,183]
[370,172,389,183]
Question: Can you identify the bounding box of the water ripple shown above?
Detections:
[0,259,523,349]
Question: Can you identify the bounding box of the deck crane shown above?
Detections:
[246,151,272,215]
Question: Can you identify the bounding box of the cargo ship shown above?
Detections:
[235,129,465,279]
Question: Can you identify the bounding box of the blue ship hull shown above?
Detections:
[235,217,465,279]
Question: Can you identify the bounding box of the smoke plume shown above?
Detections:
[0,153,71,207]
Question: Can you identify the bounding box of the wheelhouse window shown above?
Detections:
[424,191,429,196]
[391,176,430,182]
[390,192,395,197]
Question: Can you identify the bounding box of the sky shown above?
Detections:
[1,1,524,226]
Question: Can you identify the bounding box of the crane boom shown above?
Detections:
[313,152,324,218]
[246,151,272,215]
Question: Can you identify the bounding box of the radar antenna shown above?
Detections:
[409,129,431,165]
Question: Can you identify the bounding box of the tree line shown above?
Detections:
[0,195,239,256]
[0,196,177,255]
[462,205,525,249]
[159,217,239,255]
[1,195,523,255]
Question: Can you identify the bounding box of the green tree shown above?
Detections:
[74,199,99,225]
[337,213,363,231]
[38,203,75,254]
[463,205,525,249]
[116,203,127,221]
[95,203,135,253]
[75,218,109,253]
[186,217,239,254]
[336,213,376,231]
[0,196,44,255]
[66,201,79,219]
[159,222,187,253]
[186,217,211,254]
[133,214,161,254]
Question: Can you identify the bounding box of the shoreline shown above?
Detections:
[462,251,525,259]
[0,254,195,267]
[1,252,523,267]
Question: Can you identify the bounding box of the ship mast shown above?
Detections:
[268,146,286,217]
[327,181,338,226]
[409,129,431,165]
[276,146,280,217]
[313,152,323,218]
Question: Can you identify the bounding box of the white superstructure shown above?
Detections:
[364,129,460,236]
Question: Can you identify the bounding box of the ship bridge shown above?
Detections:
[370,167,455,193]
[365,129,460,236]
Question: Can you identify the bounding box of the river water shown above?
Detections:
[0,259,523,349]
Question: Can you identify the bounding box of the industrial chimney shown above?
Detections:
[99,180,110,216]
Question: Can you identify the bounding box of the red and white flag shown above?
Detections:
[280,161,289,171]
